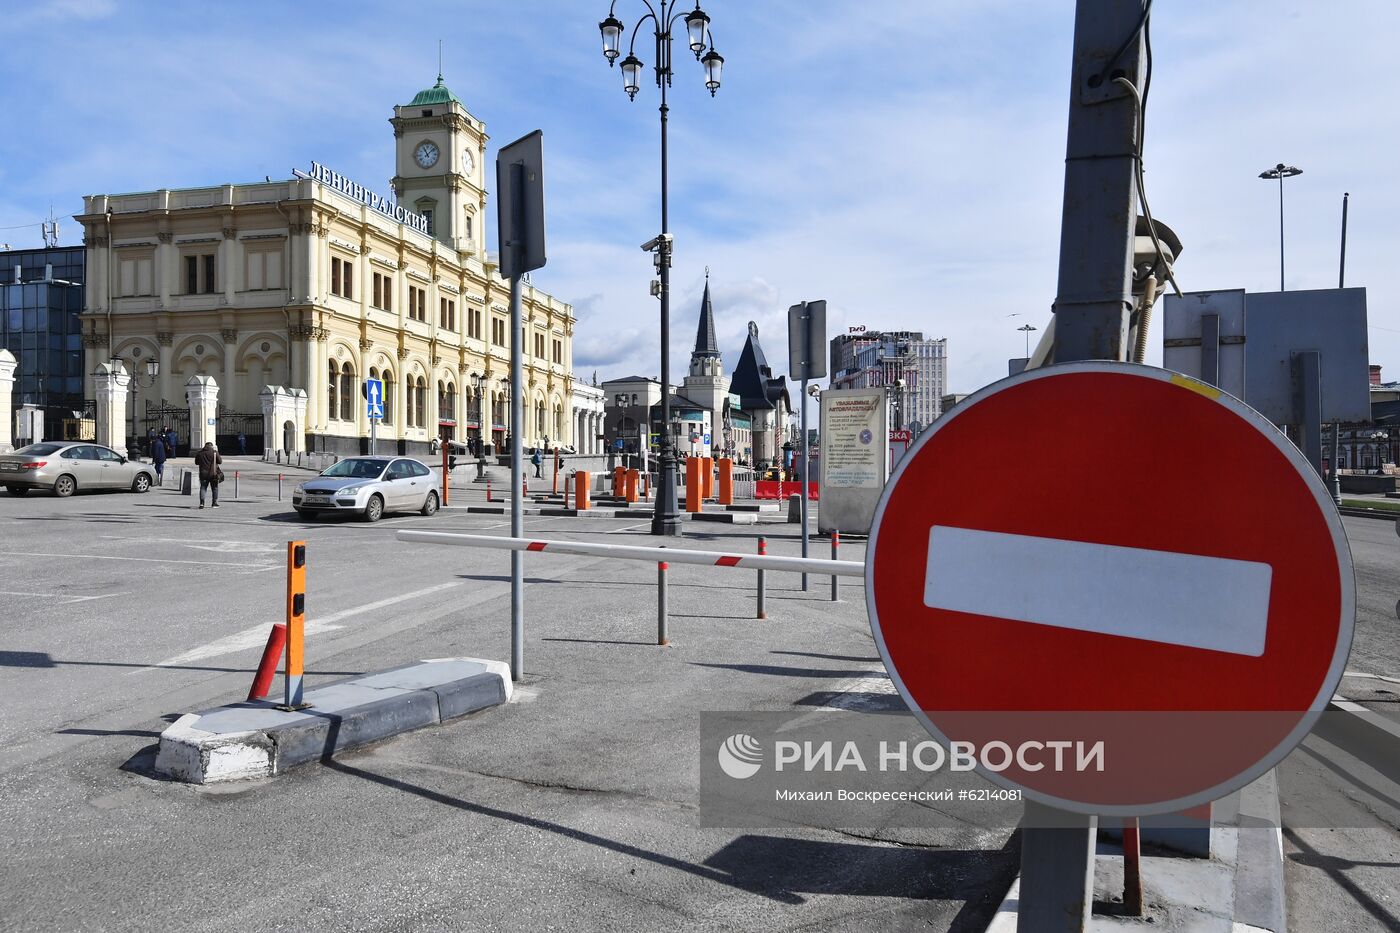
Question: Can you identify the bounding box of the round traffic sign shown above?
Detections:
[866,362,1354,815]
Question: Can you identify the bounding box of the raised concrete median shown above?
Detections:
[154,657,511,784]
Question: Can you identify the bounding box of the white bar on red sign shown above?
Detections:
[922,525,1272,657]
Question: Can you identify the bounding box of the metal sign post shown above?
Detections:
[497,130,547,685]
[365,377,384,456]
[788,300,827,592]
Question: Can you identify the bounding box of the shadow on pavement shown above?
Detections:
[771,650,881,663]
[689,661,880,680]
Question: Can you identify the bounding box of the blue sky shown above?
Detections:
[2,0,1397,394]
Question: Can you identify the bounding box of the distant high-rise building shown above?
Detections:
[829,329,947,427]
[0,245,86,441]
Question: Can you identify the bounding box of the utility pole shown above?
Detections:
[1031,1,1147,929]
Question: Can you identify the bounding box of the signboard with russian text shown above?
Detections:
[818,388,888,535]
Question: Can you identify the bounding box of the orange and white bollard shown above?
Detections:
[282,541,308,709]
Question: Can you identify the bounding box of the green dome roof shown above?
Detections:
[409,75,460,107]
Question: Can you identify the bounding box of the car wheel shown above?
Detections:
[363,494,384,523]
[131,473,152,494]
[421,490,439,516]
[5,486,29,497]
[53,474,77,498]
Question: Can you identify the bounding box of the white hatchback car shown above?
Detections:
[292,456,439,522]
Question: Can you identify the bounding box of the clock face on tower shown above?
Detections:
[414,141,440,169]
[462,149,475,175]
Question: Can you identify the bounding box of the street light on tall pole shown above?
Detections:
[1017,323,1038,359]
[599,1,724,537]
[1259,163,1302,291]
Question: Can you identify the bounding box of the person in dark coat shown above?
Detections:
[194,441,222,509]
[165,428,178,458]
[151,436,167,484]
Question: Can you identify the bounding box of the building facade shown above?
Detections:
[830,329,947,428]
[75,77,574,456]
[0,246,86,442]
[570,376,605,454]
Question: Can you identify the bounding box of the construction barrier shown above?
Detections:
[756,480,819,500]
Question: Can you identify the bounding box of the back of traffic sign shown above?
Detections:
[866,362,1354,815]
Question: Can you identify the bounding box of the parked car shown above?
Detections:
[292,456,439,522]
[0,442,156,497]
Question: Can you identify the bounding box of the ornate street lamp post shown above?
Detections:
[113,355,158,455]
[599,1,724,536]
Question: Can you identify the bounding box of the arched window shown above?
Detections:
[339,361,354,422]
[328,361,340,421]
[440,380,457,423]
[413,376,427,428]
[536,401,546,442]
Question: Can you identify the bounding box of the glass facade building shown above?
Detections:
[0,247,86,440]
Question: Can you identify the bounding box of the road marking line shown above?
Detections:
[0,590,130,603]
[138,581,464,671]
[923,525,1273,657]
[606,523,652,534]
[0,551,274,568]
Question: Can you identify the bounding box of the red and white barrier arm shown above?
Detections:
[396,530,866,577]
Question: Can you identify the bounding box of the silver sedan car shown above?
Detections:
[0,442,157,497]
[292,456,440,522]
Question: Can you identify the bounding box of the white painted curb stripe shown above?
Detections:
[923,525,1273,656]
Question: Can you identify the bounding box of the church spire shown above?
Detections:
[692,268,720,361]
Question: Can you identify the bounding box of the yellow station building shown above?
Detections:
[76,75,575,456]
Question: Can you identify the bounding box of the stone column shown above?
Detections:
[93,360,130,451]
[186,375,220,451]
[0,349,16,452]
[291,389,308,454]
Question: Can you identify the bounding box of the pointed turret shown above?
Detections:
[692,269,720,361]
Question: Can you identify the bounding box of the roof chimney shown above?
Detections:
[1370,364,1382,386]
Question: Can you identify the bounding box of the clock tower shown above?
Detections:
[390,73,488,257]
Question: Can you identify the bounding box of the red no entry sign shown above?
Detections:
[866,362,1354,814]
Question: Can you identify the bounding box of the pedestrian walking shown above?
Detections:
[531,448,543,478]
[151,436,167,483]
[237,432,247,455]
[194,441,223,509]
[165,428,178,458]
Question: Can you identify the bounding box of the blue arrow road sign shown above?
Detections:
[366,378,384,419]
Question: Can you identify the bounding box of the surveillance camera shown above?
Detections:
[806,385,821,398]
[640,233,673,252]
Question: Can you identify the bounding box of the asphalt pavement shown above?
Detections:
[0,461,1016,932]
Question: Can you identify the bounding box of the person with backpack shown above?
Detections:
[194,441,223,509]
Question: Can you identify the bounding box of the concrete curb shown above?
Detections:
[1337,506,1398,522]
[154,658,511,784]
